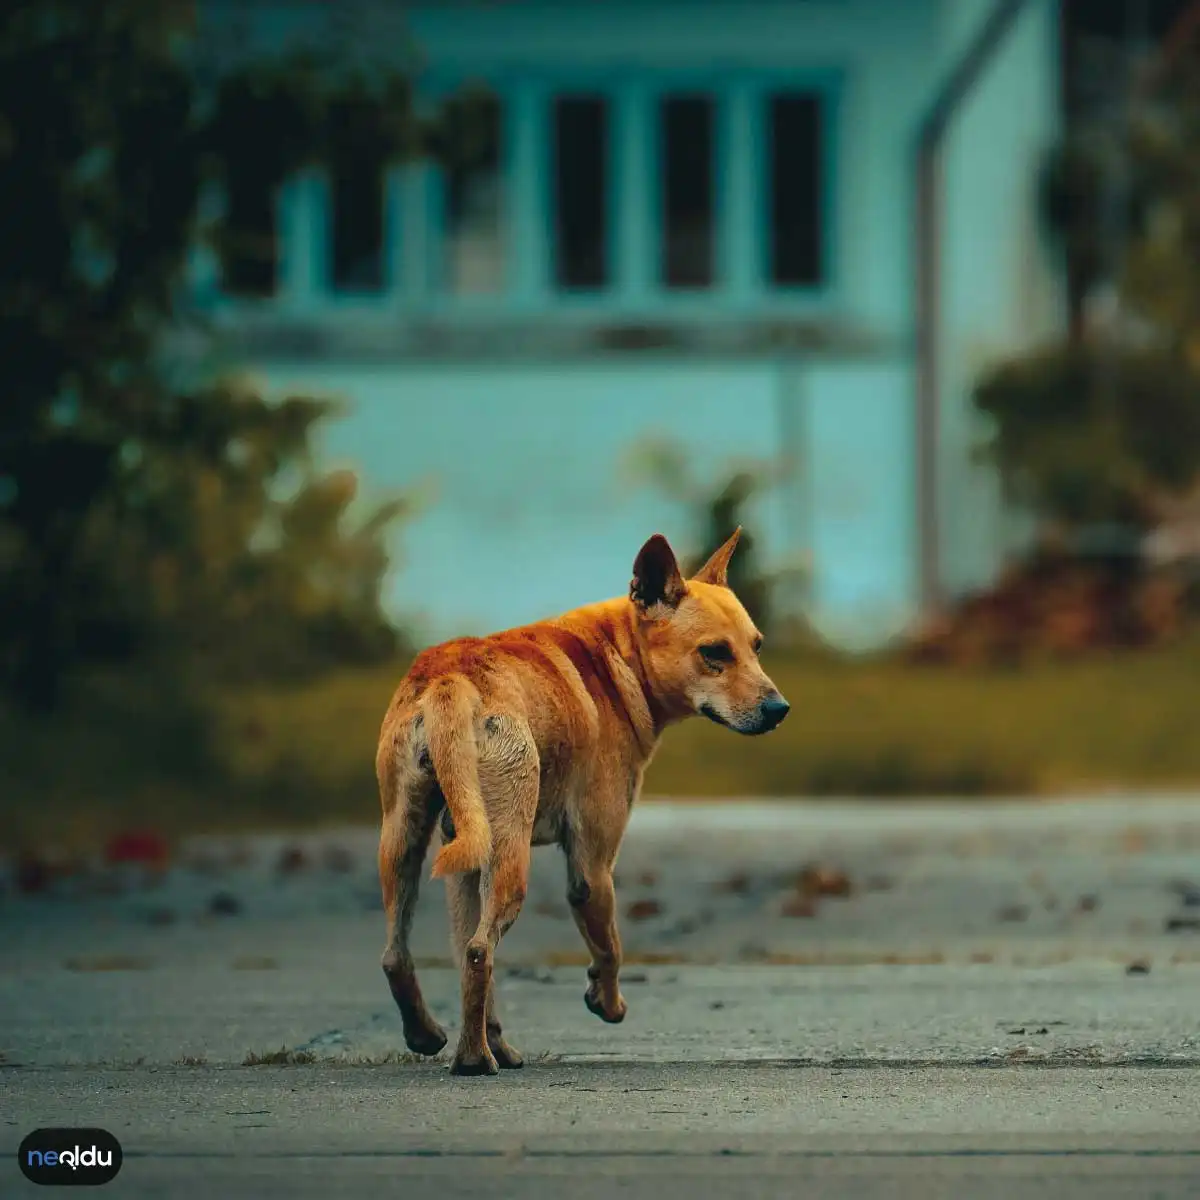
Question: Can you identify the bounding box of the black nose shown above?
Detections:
[759,693,790,732]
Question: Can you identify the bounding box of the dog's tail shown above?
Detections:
[424,676,492,879]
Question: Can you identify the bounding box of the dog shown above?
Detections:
[375,527,789,1075]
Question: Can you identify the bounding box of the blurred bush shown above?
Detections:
[0,1,493,714]
[924,40,1200,666]
[973,340,1200,531]
[984,37,1200,534]
[936,342,1200,666]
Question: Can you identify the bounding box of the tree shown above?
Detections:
[974,33,1200,543]
[974,341,1200,532]
[0,1,467,709]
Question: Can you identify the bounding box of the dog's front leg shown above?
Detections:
[566,854,627,1024]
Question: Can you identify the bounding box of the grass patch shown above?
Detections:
[337,1050,432,1066]
[211,628,1200,804]
[242,1047,317,1067]
[5,631,1200,851]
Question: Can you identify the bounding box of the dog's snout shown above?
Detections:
[758,692,790,732]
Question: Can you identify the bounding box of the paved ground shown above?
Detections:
[4,798,1200,1196]
[9,1066,1200,1198]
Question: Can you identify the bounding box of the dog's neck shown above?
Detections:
[552,597,678,758]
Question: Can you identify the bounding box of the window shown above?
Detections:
[552,96,610,290]
[766,92,823,287]
[660,94,716,289]
[329,100,387,293]
[441,91,505,295]
[220,174,277,297]
[412,76,832,310]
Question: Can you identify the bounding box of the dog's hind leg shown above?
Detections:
[446,870,524,1070]
[450,839,530,1075]
[448,714,538,1077]
[379,784,447,1057]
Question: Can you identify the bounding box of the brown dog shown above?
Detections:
[375,527,788,1075]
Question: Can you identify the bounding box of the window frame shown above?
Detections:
[418,64,841,318]
[204,66,842,323]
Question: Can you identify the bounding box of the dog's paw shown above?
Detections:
[487,1031,525,1069]
[584,981,627,1024]
[449,1046,500,1077]
[403,1019,449,1058]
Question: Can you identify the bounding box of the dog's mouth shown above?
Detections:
[699,704,761,736]
[699,703,786,736]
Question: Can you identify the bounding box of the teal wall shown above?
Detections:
[197,0,1064,646]
[253,357,915,646]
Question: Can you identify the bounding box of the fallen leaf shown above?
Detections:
[105,830,171,870]
[277,847,309,876]
[781,895,819,919]
[795,865,853,899]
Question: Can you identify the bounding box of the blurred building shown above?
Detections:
[191,0,1064,647]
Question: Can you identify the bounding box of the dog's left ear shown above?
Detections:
[691,526,742,587]
[630,533,687,612]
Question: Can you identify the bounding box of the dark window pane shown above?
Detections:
[443,92,504,294]
[552,96,609,290]
[330,104,386,293]
[221,176,277,297]
[661,95,715,289]
[767,92,823,287]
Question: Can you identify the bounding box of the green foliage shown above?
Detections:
[973,341,1200,529]
[0,0,439,710]
[981,51,1200,537]
[90,382,416,682]
[1045,44,1200,342]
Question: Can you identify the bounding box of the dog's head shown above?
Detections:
[628,528,789,735]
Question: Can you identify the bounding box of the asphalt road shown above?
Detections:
[9,1065,1200,1199]
[5,798,1200,1197]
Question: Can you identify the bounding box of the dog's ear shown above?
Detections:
[691,526,742,588]
[630,534,687,612]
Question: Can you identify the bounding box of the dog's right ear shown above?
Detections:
[630,534,687,613]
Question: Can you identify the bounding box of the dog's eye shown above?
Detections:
[698,641,734,667]
[751,635,764,655]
